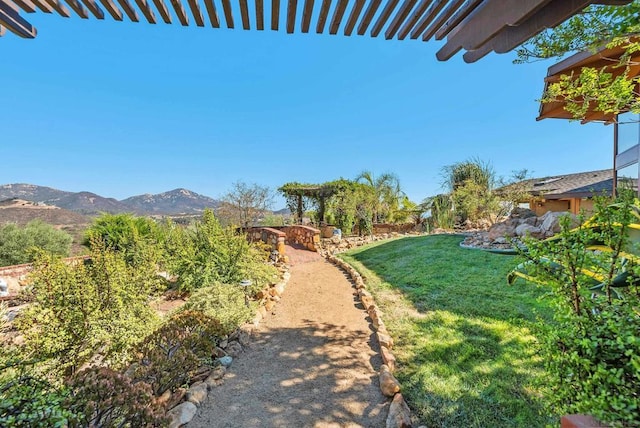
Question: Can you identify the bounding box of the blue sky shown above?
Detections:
[1,12,615,208]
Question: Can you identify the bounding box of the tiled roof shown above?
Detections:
[500,169,614,199]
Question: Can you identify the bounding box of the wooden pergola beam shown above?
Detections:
[462,0,592,63]
[403,0,447,40]
[148,0,168,22]
[115,0,138,21]
[79,0,104,19]
[396,0,433,41]
[134,0,156,23]
[240,0,249,29]
[255,0,263,29]
[343,0,364,36]
[286,0,296,33]
[187,0,204,26]
[221,0,233,27]
[203,0,219,26]
[98,0,122,20]
[168,0,188,25]
[0,0,36,37]
[65,0,89,18]
[300,0,313,32]
[370,0,397,37]
[356,0,380,35]
[328,0,347,35]
[384,0,416,40]
[271,0,278,30]
[437,0,552,61]
[434,0,481,40]
[12,0,37,13]
[43,0,70,17]
[315,0,329,33]
[417,0,463,40]
[31,0,53,12]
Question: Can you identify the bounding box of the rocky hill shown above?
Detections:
[0,184,222,215]
[121,188,220,215]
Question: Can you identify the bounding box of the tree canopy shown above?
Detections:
[517,1,640,121]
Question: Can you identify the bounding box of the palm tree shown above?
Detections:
[355,171,404,224]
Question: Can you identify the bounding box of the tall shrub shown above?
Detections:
[512,192,640,426]
[17,246,160,375]
[0,220,72,267]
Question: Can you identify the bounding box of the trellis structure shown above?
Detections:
[0,0,632,62]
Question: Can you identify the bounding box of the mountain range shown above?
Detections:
[0,184,222,215]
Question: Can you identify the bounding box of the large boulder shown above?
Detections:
[510,207,537,219]
[539,211,578,238]
[487,222,516,241]
[515,223,544,239]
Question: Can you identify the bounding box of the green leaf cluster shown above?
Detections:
[17,245,161,376]
[0,220,72,267]
[168,209,278,292]
[514,191,640,426]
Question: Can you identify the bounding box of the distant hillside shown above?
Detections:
[0,199,91,225]
[122,188,221,215]
[0,184,222,215]
[45,191,131,215]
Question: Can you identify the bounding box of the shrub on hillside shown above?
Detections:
[17,246,160,376]
[131,311,223,396]
[84,213,164,268]
[178,283,253,335]
[66,367,168,428]
[169,209,278,292]
[0,220,72,267]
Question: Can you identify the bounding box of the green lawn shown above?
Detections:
[340,234,555,427]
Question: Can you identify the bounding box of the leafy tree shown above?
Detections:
[422,194,455,230]
[355,171,404,224]
[84,213,163,268]
[17,245,161,376]
[0,220,72,267]
[169,209,277,292]
[517,2,640,121]
[218,181,275,228]
[511,191,640,426]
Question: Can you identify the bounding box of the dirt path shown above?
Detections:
[188,247,388,428]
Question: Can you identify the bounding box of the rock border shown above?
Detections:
[166,264,292,427]
[324,253,415,428]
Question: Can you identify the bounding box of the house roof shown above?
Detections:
[537,37,640,124]
[499,169,615,199]
[0,0,632,63]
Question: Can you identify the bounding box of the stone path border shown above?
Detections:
[325,254,413,428]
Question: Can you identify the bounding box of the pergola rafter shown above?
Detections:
[1,0,632,62]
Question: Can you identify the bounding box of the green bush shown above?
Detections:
[178,283,253,335]
[17,246,161,376]
[66,367,168,427]
[516,192,640,426]
[169,209,277,292]
[0,220,72,267]
[84,213,163,268]
[0,373,78,427]
[131,311,223,396]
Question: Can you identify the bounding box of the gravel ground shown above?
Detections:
[188,246,388,428]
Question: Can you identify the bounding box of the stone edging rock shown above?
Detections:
[166,265,292,427]
[324,253,415,428]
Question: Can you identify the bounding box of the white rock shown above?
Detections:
[168,402,198,428]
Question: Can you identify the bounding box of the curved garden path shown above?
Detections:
[188,246,388,427]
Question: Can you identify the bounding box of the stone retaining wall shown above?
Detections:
[247,227,287,255]
[283,225,320,251]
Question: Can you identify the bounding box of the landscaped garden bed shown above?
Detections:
[339,234,555,427]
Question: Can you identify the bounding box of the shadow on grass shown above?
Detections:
[342,234,554,427]
[187,320,388,428]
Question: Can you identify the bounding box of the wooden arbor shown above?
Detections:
[279,182,341,224]
[0,0,633,62]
